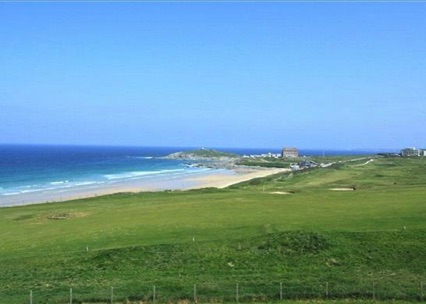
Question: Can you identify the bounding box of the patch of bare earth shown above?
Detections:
[46,212,90,220]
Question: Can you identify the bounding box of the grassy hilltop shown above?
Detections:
[166,148,238,159]
[0,157,425,303]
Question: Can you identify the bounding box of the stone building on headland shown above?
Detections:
[282,147,299,158]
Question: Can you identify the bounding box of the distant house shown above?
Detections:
[282,147,299,158]
[400,147,420,157]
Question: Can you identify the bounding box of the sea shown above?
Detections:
[0,144,385,206]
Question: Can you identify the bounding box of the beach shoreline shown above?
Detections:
[0,166,289,207]
[185,166,289,189]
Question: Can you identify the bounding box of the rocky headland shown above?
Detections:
[164,148,240,169]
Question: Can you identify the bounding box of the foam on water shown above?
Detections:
[0,179,103,196]
[103,168,186,181]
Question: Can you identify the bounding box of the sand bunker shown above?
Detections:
[269,191,291,195]
[330,188,355,191]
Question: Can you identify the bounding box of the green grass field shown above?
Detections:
[0,157,425,303]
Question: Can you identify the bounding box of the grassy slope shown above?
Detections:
[181,148,237,158]
[0,157,425,303]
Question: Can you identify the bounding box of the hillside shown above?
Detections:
[0,157,425,303]
[165,148,238,159]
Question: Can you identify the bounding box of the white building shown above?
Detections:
[282,147,299,158]
[400,147,420,157]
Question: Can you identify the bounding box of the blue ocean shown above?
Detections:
[0,145,381,203]
[0,145,202,198]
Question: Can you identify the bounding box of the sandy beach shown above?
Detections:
[0,166,289,207]
[185,166,289,189]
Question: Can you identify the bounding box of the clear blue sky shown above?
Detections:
[0,2,425,150]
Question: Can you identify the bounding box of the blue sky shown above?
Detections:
[0,2,425,150]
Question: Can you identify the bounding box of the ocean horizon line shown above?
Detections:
[0,143,400,154]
